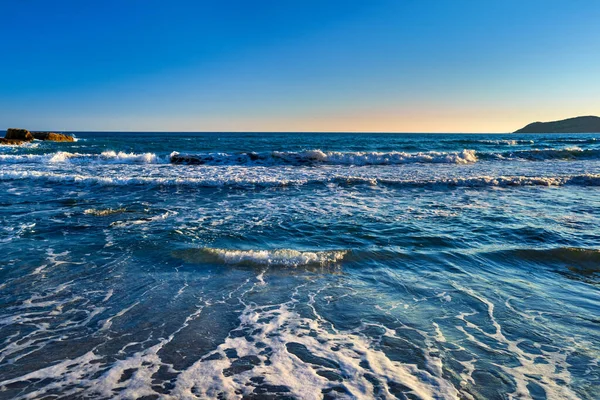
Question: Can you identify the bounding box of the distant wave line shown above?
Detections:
[1,147,600,166]
[1,170,599,189]
[169,149,478,165]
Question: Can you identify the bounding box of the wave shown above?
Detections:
[3,146,598,167]
[515,247,600,265]
[484,147,600,161]
[445,138,597,146]
[478,139,535,146]
[546,138,597,144]
[1,169,599,189]
[486,247,600,271]
[444,139,534,146]
[170,149,478,166]
[0,141,41,149]
[174,248,348,267]
[477,139,534,145]
[0,151,160,164]
[168,147,600,165]
[340,174,600,188]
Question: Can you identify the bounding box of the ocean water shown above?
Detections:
[0,132,599,400]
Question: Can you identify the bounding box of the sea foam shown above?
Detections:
[3,146,598,167]
[84,208,127,216]
[0,151,161,164]
[488,147,600,161]
[177,248,348,267]
[1,169,599,189]
[170,149,478,166]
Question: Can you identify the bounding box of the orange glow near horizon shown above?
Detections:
[48,107,596,133]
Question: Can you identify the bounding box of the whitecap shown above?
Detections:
[178,248,348,267]
[170,149,478,166]
[0,151,161,164]
[1,169,599,189]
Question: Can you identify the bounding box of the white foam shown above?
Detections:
[170,275,461,400]
[84,208,126,216]
[170,149,478,166]
[452,284,581,399]
[0,272,588,398]
[103,289,114,302]
[99,302,140,331]
[547,137,597,144]
[110,211,175,228]
[0,151,161,164]
[409,174,600,188]
[2,145,599,168]
[477,139,534,145]
[490,147,600,161]
[2,168,598,189]
[200,248,348,267]
[0,299,210,399]
[0,223,35,244]
[293,149,479,165]
[99,150,158,163]
[0,141,41,149]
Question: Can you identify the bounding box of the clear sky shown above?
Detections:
[1,0,599,132]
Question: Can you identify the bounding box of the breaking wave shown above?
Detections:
[485,147,600,161]
[338,174,600,188]
[0,151,161,164]
[3,146,599,167]
[1,170,599,189]
[170,149,478,165]
[174,248,348,267]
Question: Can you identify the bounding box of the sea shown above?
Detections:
[0,132,599,399]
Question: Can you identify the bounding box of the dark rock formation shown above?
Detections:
[5,128,33,141]
[170,153,206,164]
[31,132,75,142]
[514,116,600,133]
[1,128,75,145]
[0,138,27,145]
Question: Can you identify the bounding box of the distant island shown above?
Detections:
[514,116,600,133]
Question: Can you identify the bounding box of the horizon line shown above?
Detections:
[1,129,517,134]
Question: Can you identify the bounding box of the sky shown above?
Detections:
[0,0,599,132]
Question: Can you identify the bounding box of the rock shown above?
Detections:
[5,128,33,141]
[170,153,205,164]
[0,138,27,145]
[514,116,600,133]
[31,132,75,142]
[1,128,75,144]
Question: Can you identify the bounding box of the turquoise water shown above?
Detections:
[0,132,599,399]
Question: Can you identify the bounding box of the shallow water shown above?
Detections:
[0,132,599,399]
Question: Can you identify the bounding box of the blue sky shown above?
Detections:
[1,0,598,132]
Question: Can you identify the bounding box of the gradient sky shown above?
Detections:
[1,0,599,132]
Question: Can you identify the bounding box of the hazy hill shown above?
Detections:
[514,116,600,133]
